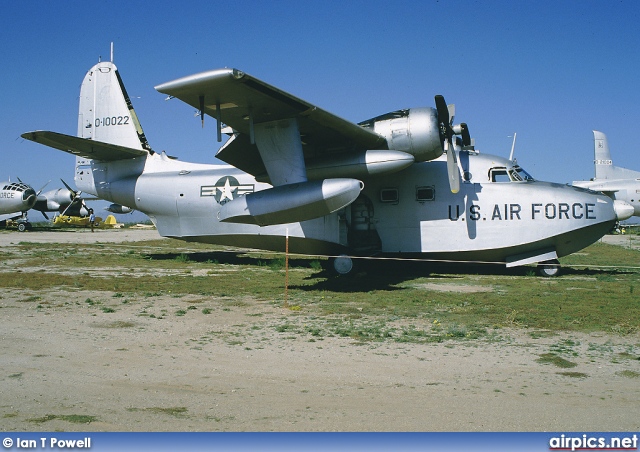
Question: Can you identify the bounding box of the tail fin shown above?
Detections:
[593,130,640,180]
[77,61,152,152]
[593,130,612,179]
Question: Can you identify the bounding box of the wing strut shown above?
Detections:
[254,118,307,186]
[216,101,222,142]
[199,95,205,128]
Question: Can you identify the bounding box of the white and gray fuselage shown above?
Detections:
[75,148,618,265]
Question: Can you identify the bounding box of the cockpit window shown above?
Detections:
[490,168,510,182]
[2,182,29,191]
[509,169,523,181]
[490,166,534,182]
[514,166,534,181]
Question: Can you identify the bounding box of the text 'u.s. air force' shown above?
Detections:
[449,202,596,221]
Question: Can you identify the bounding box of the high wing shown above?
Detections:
[21,131,147,161]
[154,69,388,181]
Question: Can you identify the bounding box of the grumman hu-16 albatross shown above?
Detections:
[22,59,634,276]
[573,131,639,219]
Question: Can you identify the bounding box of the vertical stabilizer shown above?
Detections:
[593,130,640,180]
[593,130,612,179]
[77,61,152,152]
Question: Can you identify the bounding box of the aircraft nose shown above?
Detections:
[23,189,37,209]
[614,200,634,221]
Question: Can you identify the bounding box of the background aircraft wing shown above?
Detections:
[155,68,387,178]
[21,131,148,161]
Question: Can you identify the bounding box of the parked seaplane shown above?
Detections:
[21,56,634,275]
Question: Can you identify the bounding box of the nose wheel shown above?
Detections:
[537,259,561,277]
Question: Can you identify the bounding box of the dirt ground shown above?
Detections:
[1,229,639,431]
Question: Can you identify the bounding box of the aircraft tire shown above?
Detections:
[17,223,27,232]
[331,254,355,276]
[537,260,561,277]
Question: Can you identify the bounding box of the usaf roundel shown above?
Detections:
[200,176,254,205]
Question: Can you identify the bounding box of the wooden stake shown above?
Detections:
[284,228,289,308]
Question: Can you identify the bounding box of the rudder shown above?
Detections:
[77,61,152,152]
[593,130,612,179]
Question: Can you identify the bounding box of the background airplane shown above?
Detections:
[0,180,37,230]
[32,179,88,219]
[0,178,112,231]
[22,58,633,276]
[573,131,639,219]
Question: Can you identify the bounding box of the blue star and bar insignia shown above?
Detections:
[201,176,254,205]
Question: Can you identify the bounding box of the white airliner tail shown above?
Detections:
[593,130,640,180]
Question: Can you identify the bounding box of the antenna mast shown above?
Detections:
[509,133,517,161]
[110,42,114,63]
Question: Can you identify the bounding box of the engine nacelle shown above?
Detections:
[362,108,443,163]
[105,203,133,214]
[37,188,74,211]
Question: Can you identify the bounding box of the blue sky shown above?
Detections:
[2,0,639,197]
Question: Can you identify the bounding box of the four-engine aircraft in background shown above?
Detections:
[21,57,634,276]
[32,179,88,219]
[573,130,639,219]
[0,178,115,230]
[0,180,37,231]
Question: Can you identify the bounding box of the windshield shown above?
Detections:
[514,166,534,181]
[490,166,535,182]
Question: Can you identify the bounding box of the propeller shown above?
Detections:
[59,179,83,217]
[435,95,471,194]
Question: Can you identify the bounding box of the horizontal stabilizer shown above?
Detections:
[219,178,363,226]
[21,131,147,161]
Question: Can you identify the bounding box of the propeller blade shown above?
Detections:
[445,140,460,194]
[36,180,51,196]
[60,179,77,195]
[59,202,72,217]
[447,104,455,125]
[460,123,471,146]
[434,95,450,129]
[41,211,49,220]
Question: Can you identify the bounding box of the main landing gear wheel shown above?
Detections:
[537,259,561,277]
[330,254,355,276]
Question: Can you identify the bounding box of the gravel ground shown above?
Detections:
[1,229,638,431]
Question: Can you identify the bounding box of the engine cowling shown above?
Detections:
[361,108,443,162]
[38,188,74,211]
[105,203,133,214]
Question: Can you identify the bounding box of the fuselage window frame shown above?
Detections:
[416,185,435,202]
[380,187,399,204]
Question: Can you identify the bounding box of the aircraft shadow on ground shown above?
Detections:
[144,251,633,293]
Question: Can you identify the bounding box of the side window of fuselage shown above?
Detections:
[490,168,510,182]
